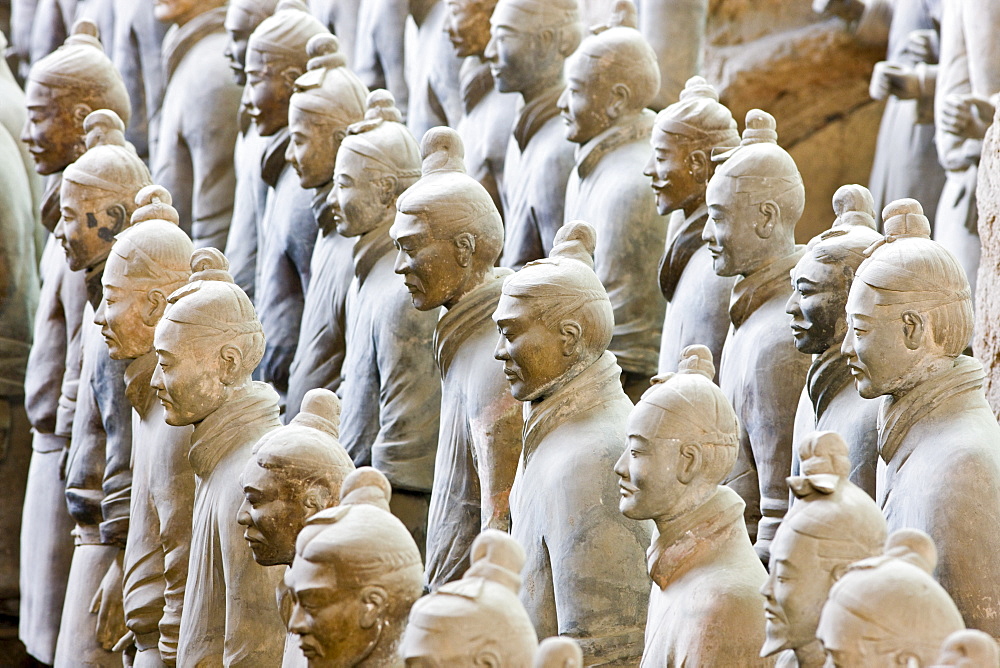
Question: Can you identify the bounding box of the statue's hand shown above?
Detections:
[942,94,995,140]
[870,62,920,100]
[902,29,938,65]
[89,552,127,651]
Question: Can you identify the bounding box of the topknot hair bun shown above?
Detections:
[593,0,638,31]
[741,109,778,146]
[305,32,345,69]
[882,198,931,239]
[365,89,402,123]
[677,344,715,380]
[67,18,102,47]
[550,220,597,268]
[534,637,584,668]
[679,75,719,103]
[832,184,877,231]
[884,528,937,574]
[420,126,466,175]
[339,466,392,511]
[132,184,180,226]
[189,247,233,283]
[797,430,852,479]
[83,109,127,150]
[295,387,341,439]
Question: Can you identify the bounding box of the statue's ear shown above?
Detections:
[755,200,779,239]
[607,82,630,121]
[473,651,502,668]
[453,232,476,268]
[687,149,709,184]
[358,585,388,629]
[377,174,398,205]
[219,344,245,385]
[677,442,703,484]
[142,289,169,327]
[282,66,303,87]
[72,102,93,125]
[901,310,926,350]
[301,485,333,515]
[558,320,582,357]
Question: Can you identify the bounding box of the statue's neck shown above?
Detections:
[793,639,826,668]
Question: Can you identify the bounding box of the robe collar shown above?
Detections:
[163,6,226,81]
[659,203,708,302]
[312,181,337,236]
[878,355,985,465]
[188,381,281,477]
[647,486,746,589]
[460,56,495,114]
[261,126,290,189]
[806,345,854,422]
[522,350,623,465]
[351,217,395,283]
[729,247,804,329]
[124,351,158,419]
[573,110,654,180]
[41,172,63,233]
[512,84,563,151]
[434,269,511,378]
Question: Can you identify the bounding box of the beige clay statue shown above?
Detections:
[153,0,242,249]
[787,185,882,497]
[932,630,1000,668]
[760,431,888,668]
[704,109,812,562]
[152,248,286,666]
[443,0,519,217]
[401,529,538,665]
[647,76,739,376]
[842,197,1000,637]
[817,529,965,667]
[486,0,581,268]
[285,33,369,419]
[18,22,128,663]
[391,126,522,588]
[244,0,328,402]
[559,0,667,402]
[615,345,772,667]
[285,466,424,667]
[494,220,650,665]
[55,109,152,668]
[332,91,441,551]
[94,185,195,667]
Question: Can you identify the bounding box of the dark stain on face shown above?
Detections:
[97,205,126,242]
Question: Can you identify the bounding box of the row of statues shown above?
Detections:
[4,0,1000,665]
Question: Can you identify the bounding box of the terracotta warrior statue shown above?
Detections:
[842,197,1000,637]
[223,0,279,301]
[94,184,195,667]
[615,345,771,667]
[152,248,286,665]
[817,529,965,667]
[647,76,739,376]
[787,185,882,497]
[933,630,1000,668]
[486,0,582,268]
[18,22,127,663]
[443,0,518,217]
[402,529,539,665]
[332,91,441,551]
[494,220,650,665]
[153,0,242,249]
[286,466,423,667]
[244,0,328,403]
[760,431,888,668]
[559,0,666,401]
[53,109,151,668]
[703,109,811,562]
[284,33,368,419]
[391,127,522,588]
[238,387,355,568]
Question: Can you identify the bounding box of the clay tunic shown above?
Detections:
[339,222,441,493]
[254,128,317,400]
[153,6,242,249]
[112,0,167,163]
[564,111,668,378]
[500,85,578,269]
[406,0,464,140]
[641,487,773,668]
[657,204,735,376]
[511,351,651,666]
[719,248,811,549]
[455,58,518,218]
[425,270,522,589]
[792,347,879,497]
[121,352,194,663]
[177,382,286,667]
[879,356,1000,637]
[285,185,354,420]
[227,125,269,303]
